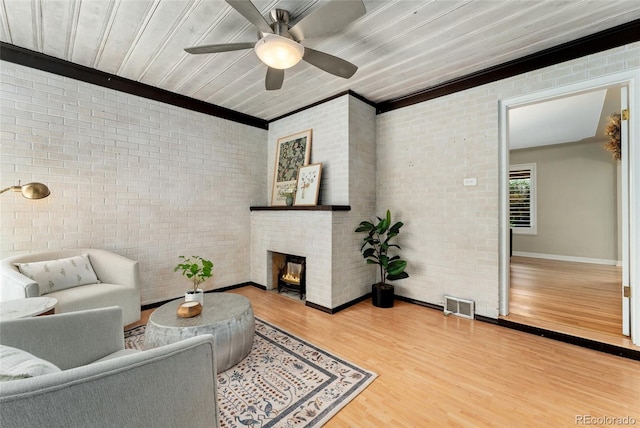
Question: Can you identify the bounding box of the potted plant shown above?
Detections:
[355,209,409,308]
[279,188,296,206]
[174,255,213,305]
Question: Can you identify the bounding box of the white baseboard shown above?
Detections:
[512,251,620,266]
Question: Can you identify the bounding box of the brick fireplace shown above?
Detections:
[251,94,377,312]
[250,206,369,311]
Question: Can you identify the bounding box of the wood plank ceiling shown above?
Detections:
[1,0,640,121]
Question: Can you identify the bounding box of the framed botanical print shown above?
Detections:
[271,129,312,206]
[294,163,322,206]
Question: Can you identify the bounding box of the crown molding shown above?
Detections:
[267,90,375,123]
[2,18,639,124]
[376,18,640,114]
[0,42,268,130]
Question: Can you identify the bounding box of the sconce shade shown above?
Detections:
[0,182,50,199]
[254,34,304,70]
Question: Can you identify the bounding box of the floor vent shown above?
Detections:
[444,296,475,319]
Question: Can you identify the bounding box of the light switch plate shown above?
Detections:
[463,178,477,186]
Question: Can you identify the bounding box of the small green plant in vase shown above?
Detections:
[279,188,296,206]
[174,255,213,305]
[355,209,409,308]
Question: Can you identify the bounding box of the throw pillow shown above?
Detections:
[15,254,100,295]
[0,345,61,381]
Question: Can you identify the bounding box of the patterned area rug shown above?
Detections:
[124,318,377,427]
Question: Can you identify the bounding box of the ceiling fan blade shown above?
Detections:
[302,47,357,79]
[265,67,284,90]
[184,42,256,55]
[289,0,365,41]
[226,0,273,34]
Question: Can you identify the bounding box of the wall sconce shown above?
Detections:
[0,182,50,199]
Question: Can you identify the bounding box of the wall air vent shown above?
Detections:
[443,296,475,319]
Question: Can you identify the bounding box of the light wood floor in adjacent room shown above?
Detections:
[132,286,640,427]
[503,256,637,350]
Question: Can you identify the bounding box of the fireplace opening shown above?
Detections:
[276,254,306,300]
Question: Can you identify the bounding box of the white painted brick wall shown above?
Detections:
[250,211,333,307]
[0,62,267,304]
[2,41,637,315]
[376,42,640,318]
[337,96,377,307]
[267,96,349,205]
[252,95,376,309]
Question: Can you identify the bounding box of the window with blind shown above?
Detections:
[509,163,537,234]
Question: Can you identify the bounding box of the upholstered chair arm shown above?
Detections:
[0,335,219,428]
[87,249,140,290]
[0,261,40,300]
[0,306,124,370]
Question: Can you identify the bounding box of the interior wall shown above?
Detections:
[259,95,377,309]
[1,41,638,316]
[267,96,350,206]
[0,61,267,305]
[376,41,639,318]
[334,96,377,307]
[510,140,619,263]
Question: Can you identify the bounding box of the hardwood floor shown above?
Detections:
[504,256,637,350]
[134,286,640,427]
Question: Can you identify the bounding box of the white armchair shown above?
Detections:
[0,249,141,325]
[0,307,219,428]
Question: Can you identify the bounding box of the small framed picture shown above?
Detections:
[271,129,312,206]
[294,163,322,206]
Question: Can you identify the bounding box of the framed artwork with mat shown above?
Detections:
[271,129,312,206]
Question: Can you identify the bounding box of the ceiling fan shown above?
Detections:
[184,0,366,90]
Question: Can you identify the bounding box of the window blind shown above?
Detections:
[509,166,533,229]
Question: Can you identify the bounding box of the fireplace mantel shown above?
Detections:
[250,205,350,211]
[250,204,355,309]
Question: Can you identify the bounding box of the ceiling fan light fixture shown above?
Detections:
[254,34,304,70]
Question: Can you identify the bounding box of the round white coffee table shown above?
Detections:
[144,293,254,372]
[0,297,58,321]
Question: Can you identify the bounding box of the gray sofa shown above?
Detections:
[0,249,141,326]
[0,306,219,428]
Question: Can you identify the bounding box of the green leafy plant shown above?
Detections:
[174,255,213,294]
[278,189,296,198]
[355,209,409,289]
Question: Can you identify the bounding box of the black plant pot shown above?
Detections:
[372,283,394,308]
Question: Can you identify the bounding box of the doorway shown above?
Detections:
[498,71,640,348]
